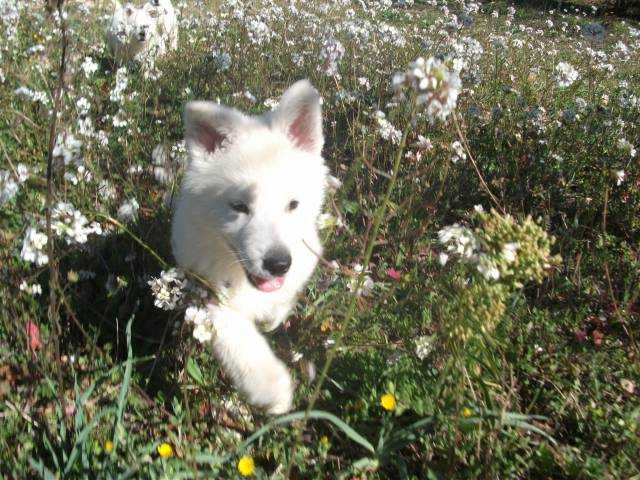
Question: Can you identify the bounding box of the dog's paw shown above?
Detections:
[249,358,293,415]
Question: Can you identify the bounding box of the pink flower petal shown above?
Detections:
[386,268,402,281]
[26,321,42,351]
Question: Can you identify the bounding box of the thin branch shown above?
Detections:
[453,113,506,214]
[44,0,69,383]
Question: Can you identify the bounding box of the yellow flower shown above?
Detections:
[237,455,255,477]
[104,440,114,453]
[380,393,396,411]
[157,442,173,458]
[461,407,473,418]
[319,435,330,448]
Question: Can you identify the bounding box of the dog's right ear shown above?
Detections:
[184,102,248,161]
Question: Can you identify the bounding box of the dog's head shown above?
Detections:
[182,80,327,292]
[128,4,157,43]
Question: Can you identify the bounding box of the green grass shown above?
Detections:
[1,0,639,478]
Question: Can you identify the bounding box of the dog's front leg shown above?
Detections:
[209,305,293,414]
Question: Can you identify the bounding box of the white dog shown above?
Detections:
[147,0,178,52]
[106,2,161,64]
[172,80,328,413]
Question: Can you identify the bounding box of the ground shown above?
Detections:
[0,0,639,478]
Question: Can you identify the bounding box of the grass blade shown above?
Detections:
[112,308,136,452]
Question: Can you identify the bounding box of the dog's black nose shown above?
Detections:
[263,248,291,276]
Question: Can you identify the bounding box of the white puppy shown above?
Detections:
[147,0,178,52]
[107,2,161,64]
[172,80,328,413]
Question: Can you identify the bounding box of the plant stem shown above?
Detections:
[44,0,68,385]
[284,113,413,476]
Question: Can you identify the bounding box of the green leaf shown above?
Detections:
[235,410,375,455]
[28,458,57,480]
[112,308,137,452]
[64,407,115,474]
[186,357,205,386]
[193,409,375,467]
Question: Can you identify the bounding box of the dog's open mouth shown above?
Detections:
[248,273,285,293]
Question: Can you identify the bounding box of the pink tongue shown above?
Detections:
[254,275,285,292]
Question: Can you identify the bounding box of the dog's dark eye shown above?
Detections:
[287,200,299,212]
[230,202,250,214]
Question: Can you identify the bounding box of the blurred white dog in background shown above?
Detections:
[146,0,178,52]
[107,0,177,66]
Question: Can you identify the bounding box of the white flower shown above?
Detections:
[415,135,433,151]
[357,76,371,90]
[185,305,209,325]
[53,133,83,166]
[148,268,187,310]
[415,335,434,360]
[76,97,90,116]
[374,111,402,144]
[477,259,500,280]
[110,67,128,103]
[0,170,19,205]
[112,111,128,128]
[438,252,449,266]
[451,140,467,163]
[20,227,49,266]
[617,138,637,158]
[51,202,102,244]
[27,44,45,55]
[502,242,519,263]
[614,170,626,186]
[20,281,42,296]
[117,198,139,222]
[246,18,272,45]
[317,213,342,230]
[81,56,99,77]
[185,305,216,342]
[349,275,374,296]
[263,98,279,110]
[553,62,579,88]
[98,180,116,200]
[14,86,50,105]
[16,164,30,183]
[211,50,231,71]
[243,90,256,103]
[392,57,461,123]
[348,264,375,296]
[438,224,478,259]
[319,37,345,77]
[193,324,214,343]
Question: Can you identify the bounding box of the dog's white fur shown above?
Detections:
[106,2,162,64]
[172,80,327,413]
[146,0,178,52]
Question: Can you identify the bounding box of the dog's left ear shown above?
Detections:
[143,3,158,17]
[272,80,323,156]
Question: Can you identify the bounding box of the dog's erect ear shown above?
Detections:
[143,3,158,17]
[272,80,323,155]
[184,101,248,160]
